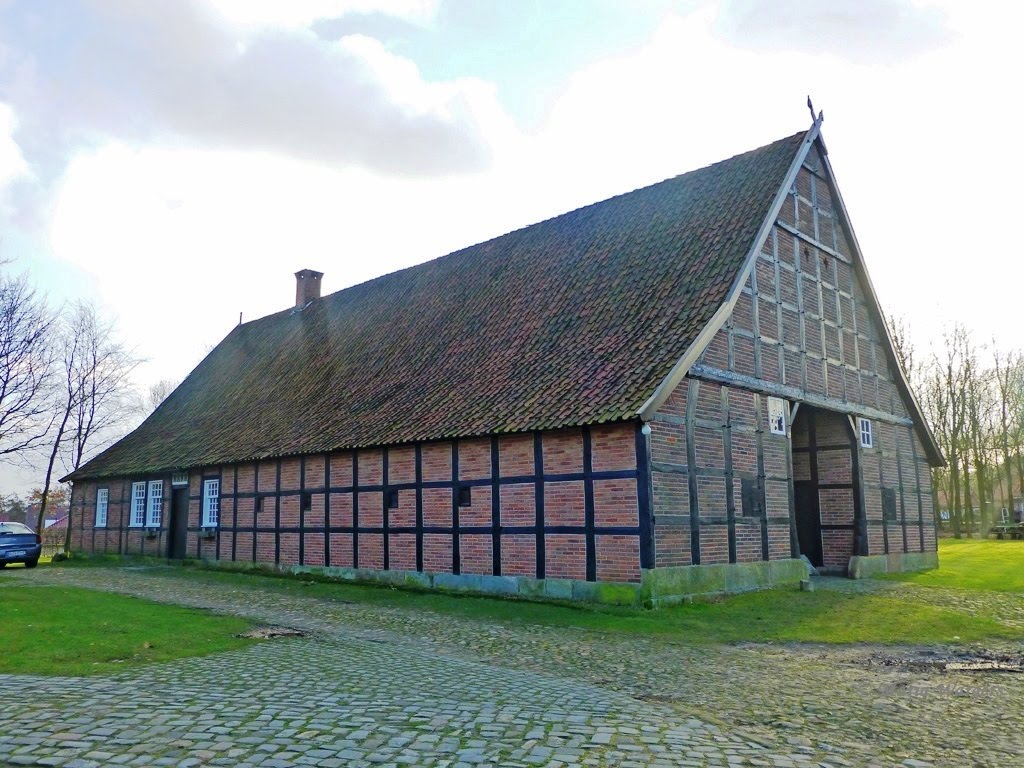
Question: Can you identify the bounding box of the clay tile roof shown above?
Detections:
[68,131,806,481]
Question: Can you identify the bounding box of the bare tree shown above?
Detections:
[922,325,974,537]
[63,304,140,472]
[33,302,140,539]
[962,347,995,532]
[35,311,84,531]
[0,270,53,459]
[145,377,179,413]
[63,305,140,552]
[992,349,1020,522]
[0,492,27,524]
[921,357,951,530]
[885,312,919,386]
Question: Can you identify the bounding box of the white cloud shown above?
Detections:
[0,0,492,189]
[714,0,953,63]
[4,0,1024,500]
[0,102,29,189]
[207,0,437,28]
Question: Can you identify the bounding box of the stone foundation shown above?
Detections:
[847,550,938,579]
[640,559,811,607]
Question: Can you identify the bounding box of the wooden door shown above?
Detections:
[169,488,189,559]
[794,480,823,567]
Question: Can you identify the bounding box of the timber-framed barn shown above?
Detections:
[65,116,943,605]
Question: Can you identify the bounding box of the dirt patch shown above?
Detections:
[238,626,309,639]
[870,648,1024,673]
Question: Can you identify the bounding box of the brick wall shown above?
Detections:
[68,422,646,583]
[650,378,794,567]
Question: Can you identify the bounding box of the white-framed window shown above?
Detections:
[858,417,873,448]
[95,488,109,528]
[146,480,163,527]
[202,478,220,527]
[171,472,188,487]
[130,481,146,527]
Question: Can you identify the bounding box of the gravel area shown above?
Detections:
[1,566,1022,768]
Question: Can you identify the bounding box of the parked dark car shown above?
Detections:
[0,522,42,568]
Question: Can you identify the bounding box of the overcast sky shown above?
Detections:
[1,0,1022,494]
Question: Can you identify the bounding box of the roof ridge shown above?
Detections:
[242,130,809,329]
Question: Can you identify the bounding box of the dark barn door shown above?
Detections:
[794,481,823,567]
[169,488,188,559]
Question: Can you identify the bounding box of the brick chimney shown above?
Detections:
[294,269,323,309]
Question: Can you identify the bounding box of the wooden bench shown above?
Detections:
[990,524,1024,540]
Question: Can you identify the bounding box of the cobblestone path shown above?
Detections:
[2,567,1022,768]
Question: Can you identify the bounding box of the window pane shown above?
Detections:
[96,488,109,527]
[132,482,146,526]
[859,418,872,448]
[203,479,220,526]
[147,480,163,526]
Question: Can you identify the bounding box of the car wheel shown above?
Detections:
[24,559,38,569]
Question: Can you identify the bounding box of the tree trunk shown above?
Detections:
[950,451,962,538]
[974,454,991,533]
[1016,450,1024,521]
[35,406,72,532]
[62,501,74,554]
[962,455,975,537]
[1004,441,1015,522]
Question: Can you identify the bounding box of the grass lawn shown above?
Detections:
[143,565,1021,646]
[881,538,1024,592]
[0,585,256,676]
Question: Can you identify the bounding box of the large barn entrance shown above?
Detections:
[791,406,858,573]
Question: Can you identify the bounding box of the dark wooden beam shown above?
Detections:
[686,379,701,565]
[534,432,545,579]
[635,422,655,570]
[722,387,737,564]
[689,364,915,427]
[490,437,500,576]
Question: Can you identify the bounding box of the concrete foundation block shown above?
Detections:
[542,578,575,601]
[848,550,939,579]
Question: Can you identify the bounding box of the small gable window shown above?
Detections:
[458,485,472,507]
[387,490,399,509]
[202,479,220,527]
[95,488,109,528]
[130,481,146,527]
[300,492,312,512]
[858,418,873,449]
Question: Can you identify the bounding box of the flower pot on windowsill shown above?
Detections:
[199,527,217,539]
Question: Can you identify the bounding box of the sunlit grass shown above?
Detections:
[0,585,256,676]
[881,538,1024,593]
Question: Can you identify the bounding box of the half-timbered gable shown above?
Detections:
[65,116,942,606]
[645,123,940,591]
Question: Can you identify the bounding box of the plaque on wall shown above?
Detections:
[767,396,787,435]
